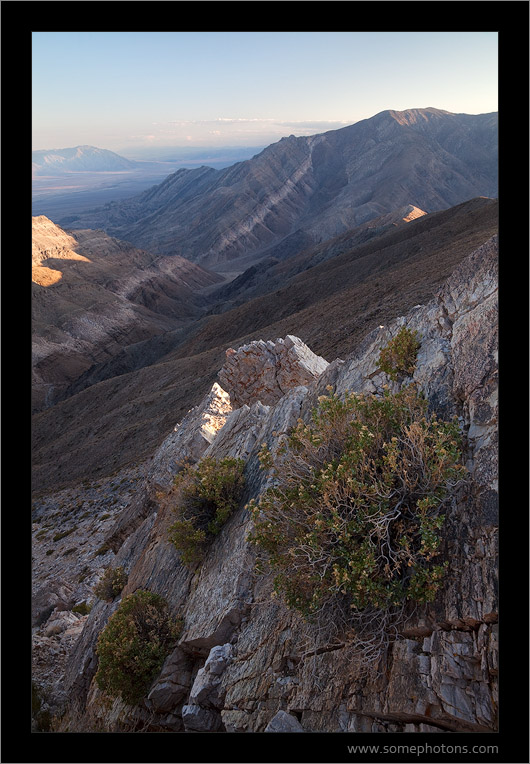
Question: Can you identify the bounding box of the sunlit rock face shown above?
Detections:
[218,335,329,408]
[31,215,221,413]
[49,236,497,733]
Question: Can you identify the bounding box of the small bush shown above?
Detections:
[94,566,128,601]
[167,456,245,566]
[248,385,465,634]
[72,601,92,615]
[52,527,76,542]
[94,543,111,557]
[378,326,421,381]
[95,590,180,706]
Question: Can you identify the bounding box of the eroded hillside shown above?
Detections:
[32,215,221,412]
[32,235,498,735]
[32,197,497,495]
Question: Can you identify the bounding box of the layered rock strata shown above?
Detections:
[51,235,497,733]
[32,216,220,412]
[218,335,328,407]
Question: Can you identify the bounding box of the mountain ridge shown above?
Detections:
[32,145,138,175]
[59,108,498,269]
[32,196,497,495]
[32,232,499,735]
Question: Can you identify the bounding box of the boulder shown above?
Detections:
[265,710,305,732]
[32,579,75,627]
[181,704,224,732]
[188,644,233,708]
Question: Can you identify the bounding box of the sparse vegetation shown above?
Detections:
[377,326,421,381]
[32,682,51,732]
[248,384,465,659]
[52,526,77,542]
[72,601,92,615]
[94,566,128,601]
[167,456,245,566]
[95,590,180,705]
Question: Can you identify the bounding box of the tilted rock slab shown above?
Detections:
[101,381,232,552]
[218,334,328,408]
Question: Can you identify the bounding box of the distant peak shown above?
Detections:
[384,107,454,126]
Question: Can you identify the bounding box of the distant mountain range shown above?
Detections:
[32,145,138,175]
[60,108,498,269]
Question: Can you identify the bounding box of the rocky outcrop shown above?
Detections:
[218,335,328,408]
[53,234,497,733]
[101,381,232,552]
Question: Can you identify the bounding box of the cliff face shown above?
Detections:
[35,234,497,733]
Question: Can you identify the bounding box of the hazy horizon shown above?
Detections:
[32,32,498,154]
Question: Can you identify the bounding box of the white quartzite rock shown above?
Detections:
[149,381,232,490]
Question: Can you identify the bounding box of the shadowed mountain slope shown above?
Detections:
[210,204,428,309]
[32,216,222,412]
[32,197,497,495]
[58,108,497,268]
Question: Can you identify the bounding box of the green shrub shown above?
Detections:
[95,590,180,705]
[52,527,76,542]
[94,566,128,601]
[94,543,111,557]
[377,326,421,381]
[72,601,92,615]
[248,385,465,621]
[167,456,245,566]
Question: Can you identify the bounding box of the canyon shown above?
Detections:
[31,108,500,747]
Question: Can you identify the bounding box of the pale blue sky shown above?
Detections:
[32,31,498,154]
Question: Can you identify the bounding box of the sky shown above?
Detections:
[32,31,498,156]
